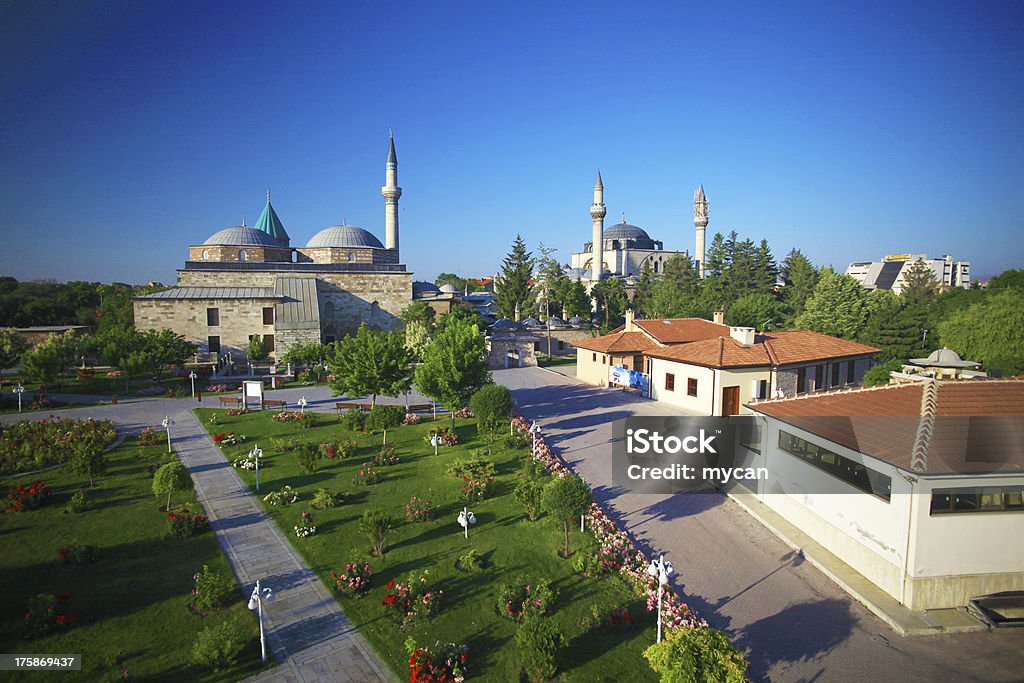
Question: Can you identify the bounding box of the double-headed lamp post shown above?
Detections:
[647,554,675,643]
[14,383,25,413]
[430,434,439,456]
[457,507,477,539]
[529,421,542,459]
[188,370,198,398]
[248,579,275,662]
[297,396,308,414]
[161,416,175,453]
[250,443,263,492]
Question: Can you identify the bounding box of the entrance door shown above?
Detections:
[722,386,740,416]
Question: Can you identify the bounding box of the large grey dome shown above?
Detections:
[306,224,384,249]
[204,226,284,246]
[604,222,651,241]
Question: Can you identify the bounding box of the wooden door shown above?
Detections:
[722,385,740,416]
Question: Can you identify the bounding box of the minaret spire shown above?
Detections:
[382,131,402,254]
[694,185,709,278]
[590,171,606,282]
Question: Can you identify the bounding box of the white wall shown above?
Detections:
[649,359,715,414]
[717,367,773,415]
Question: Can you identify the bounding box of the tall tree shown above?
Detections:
[900,258,940,306]
[590,277,628,332]
[0,328,29,370]
[937,289,1024,376]
[726,293,784,330]
[327,324,412,407]
[779,249,819,322]
[794,268,868,339]
[534,243,565,318]
[403,319,432,362]
[414,315,490,418]
[633,261,655,317]
[859,291,930,362]
[400,301,436,328]
[494,234,535,319]
[144,329,195,380]
[555,279,591,319]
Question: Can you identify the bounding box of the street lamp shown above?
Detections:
[188,371,198,398]
[247,579,275,662]
[529,421,542,459]
[14,383,24,413]
[250,443,263,492]
[457,506,477,539]
[647,554,675,643]
[430,434,439,456]
[297,396,308,414]
[161,416,175,453]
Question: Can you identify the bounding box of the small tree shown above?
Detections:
[247,334,269,361]
[327,323,411,408]
[153,461,192,511]
[862,359,903,386]
[469,383,514,444]
[643,626,747,683]
[366,404,404,443]
[542,476,593,557]
[515,616,565,682]
[68,439,106,487]
[514,479,544,521]
[415,315,491,428]
[0,328,29,371]
[360,509,393,556]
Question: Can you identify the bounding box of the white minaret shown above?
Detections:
[694,185,709,277]
[381,130,402,255]
[590,172,606,281]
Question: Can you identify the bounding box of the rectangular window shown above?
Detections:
[930,486,1024,515]
[592,352,597,362]
[558,340,564,351]
[831,363,840,387]
[665,373,675,391]
[797,368,807,394]
[534,342,540,352]
[778,430,891,501]
[264,334,275,352]
[208,335,221,353]
[207,307,220,327]
[263,307,274,325]
[687,378,698,397]
[816,364,826,390]
[754,379,768,400]
[847,360,856,384]
[602,355,606,365]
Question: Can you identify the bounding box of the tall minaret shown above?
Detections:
[590,171,606,281]
[694,185,709,277]
[381,130,402,255]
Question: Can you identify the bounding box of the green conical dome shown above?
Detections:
[254,191,289,244]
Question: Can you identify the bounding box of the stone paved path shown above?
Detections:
[1,391,398,683]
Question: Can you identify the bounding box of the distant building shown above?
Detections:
[846,253,970,293]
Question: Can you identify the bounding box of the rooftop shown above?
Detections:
[634,317,730,344]
[576,331,659,354]
[646,330,880,368]
[134,287,280,300]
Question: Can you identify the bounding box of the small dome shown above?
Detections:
[413,281,440,295]
[546,317,568,328]
[604,222,651,241]
[438,284,459,294]
[491,317,520,330]
[909,347,981,369]
[204,226,284,246]
[306,224,384,249]
[568,315,590,327]
[520,317,542,328]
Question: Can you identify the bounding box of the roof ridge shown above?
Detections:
[752,381,908,404]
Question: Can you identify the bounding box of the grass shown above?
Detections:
[537,356,578,368]
[0,440,268,682]
[198,408,659,682]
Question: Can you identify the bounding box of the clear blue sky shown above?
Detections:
[1,0,1022,285]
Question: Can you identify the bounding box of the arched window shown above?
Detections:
[291,250,298,263]
[202,249,209,260]
[238,250,247,261]
[653,260,659,273]
[347,252,355,262]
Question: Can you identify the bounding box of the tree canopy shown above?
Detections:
[794,268,868,339]
[414,315,491,413]
[937,289,1024,376]
[327,323,412,407]
[494,234,536,319]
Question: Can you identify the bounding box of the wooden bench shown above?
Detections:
[407,403,434,413]
[262,399,286,410]
[218,396,241,407]
[335,402,358,413]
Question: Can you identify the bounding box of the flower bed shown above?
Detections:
[23,592,77,637]
[272,410,314,426]
[496,577,555,621]
[232,451,262,470]
[373,445,400,466]
[0,416,116,475]
[401,412,422,425]
[321,438,357,459]
[263,486,299,506]
[137,427,165,447]
[381,570,442,628]
[212,431,245,446]
[353,463,381,486]
[166,505,209,538]
[3,480,53,513]
[405,495,434,522]
[408,641,468,683]
[331,561,372,597]
[294,511,317,538]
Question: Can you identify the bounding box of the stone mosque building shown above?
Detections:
[567,172,710,282]
[134,134,412,361]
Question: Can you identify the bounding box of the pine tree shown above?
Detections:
[633,261,655,317]
[590,277,628,332]
[494,235,535,319]
[900,258,940,306]
[794,268,868,339]
[780,249,819,323]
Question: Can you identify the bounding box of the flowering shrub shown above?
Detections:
[424,428,458,447]
[212,432,245,446]
[331,561,372,597]
[311,488,337,510]
[459,477,492,501]
[3,480,53,513]
[206,384,234,393]
[65,489,89,514]
[272,410,314,428]
[263,486,299,506]
[353,463,381,486]
[407,640,469,683]
[138,427,165,447]
[453,406,475,418]
[167,505,209,538]
[381,570,442,628]
[225,407,247,417]
[23,592,76,637]
[320,438,356,460]
[232,451,262,470]
[402,412,422,425]
[294,511,317,538]
[271,436,298,452]
[106,370,125,378]
[496,577,555,622]
[190,564,234,612]
[405,495,434,522]
[0,417,116,475]
[30,395,57,410]
[57,544,98,565]
[373,445,400,467]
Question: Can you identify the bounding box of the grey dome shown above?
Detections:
[491,317,520,330]
[204,226,284,246]
[546,317,568,328]
[568,315,590,327]
[306,224,384,249]
[909,347,981,369]
[413,281,440,294]
[438,284,459,294]
[604,222,651,241]
[520,317,542,328]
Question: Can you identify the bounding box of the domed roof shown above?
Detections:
[306,224,384,249]
[438,284,459,294]
[413,281,440,294]
[909,347,981,369]
[546,317,568,328]
[204,226,284,247]
[491,317,521,330]
[520,317,542,328]
[604,221,651,241]
[568,315,590,327]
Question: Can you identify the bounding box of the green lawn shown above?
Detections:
[0,440,268,682]
[199,408,659,682]
[537,356,578,368]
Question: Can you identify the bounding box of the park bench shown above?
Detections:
[407,403,434,413]
[262,399,286,410]
[218,396,242,407]
[335,402,358,413]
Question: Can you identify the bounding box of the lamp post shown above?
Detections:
[161,416,175,453]
[297,396,307,414]
[529,421,542,459]
[188,371,198,398]
[248,579,275,662]
[250,443,263,492]
[14,383,24,413]
[430,434,439,456]
[647,554,675,643]
[457,507,476,539]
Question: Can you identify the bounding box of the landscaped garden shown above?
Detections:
[0,421,267,681]
[198,401,744,682]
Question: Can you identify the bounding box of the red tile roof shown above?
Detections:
[646,330,879,368]
[575,331,659,354]
[751,378,1024,473]
[634,318,730,344]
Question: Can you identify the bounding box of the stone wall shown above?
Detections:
[485,339,538,369]
[297,247,399,265]
[525,329,593,356]
[188,245,291,263]
[134,297,276,360]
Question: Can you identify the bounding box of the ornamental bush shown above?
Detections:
[643,625,747,683]
[514,479,544,521]
[405,495,434,523]
[294,511,317,538]
[407,640,469,683]
[381,569,442,628]
[515,616,565,682]
[263,486,299,506]
[446,452,496,480]
[496,577,555,622]
[320,438,356,459]
[57,544,99,566]
[24,592,77,638]
[166,505,209,538]
[3,480,52,513]
[64,488,89,514]
[457,548,484,573]
[360,509,393,556]
[340,408,366,432]
[373,444,401,466]
[365,404,404,434]
[311,488,338,510]
[192,617,249,671]
[331,561,372,597]
[469,383,514,440]
[152,461,192,511]
[353,463,381,486]
[190,564,235,612]
[296,442,320,473]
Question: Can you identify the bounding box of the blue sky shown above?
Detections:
[1,0,1022,284]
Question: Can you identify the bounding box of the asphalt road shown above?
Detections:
[495,366,1024,683]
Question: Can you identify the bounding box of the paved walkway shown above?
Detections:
[496,367,1024,683]
[1,390,399,683]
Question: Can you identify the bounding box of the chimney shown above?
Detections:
[713,310,725,325]
[730,326,756,347]
[625,308,636,332]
